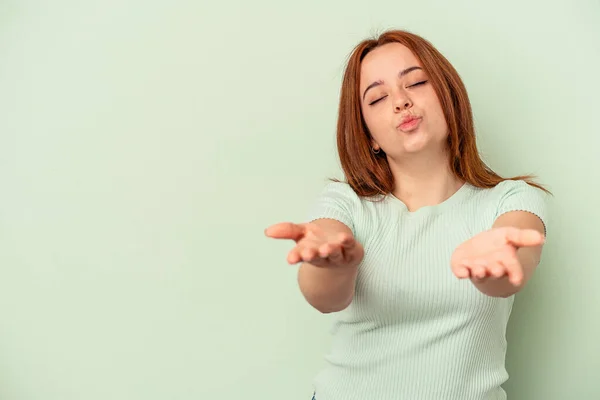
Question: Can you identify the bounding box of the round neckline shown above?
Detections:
[386,182,474,216]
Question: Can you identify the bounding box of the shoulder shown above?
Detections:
[307,180,385,237]
[469,179,548,204]
[470,179,550,232]
[307,181,363,235]
[492,178,547,195]
[491,179,549,210]
[313,180,388,211]
[315,180,361,201]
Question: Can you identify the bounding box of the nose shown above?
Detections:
[393,91,412,112]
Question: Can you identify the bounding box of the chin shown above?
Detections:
[403,131,447,153]
[401,135,430,153]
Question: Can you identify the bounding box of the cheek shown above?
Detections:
[362,109,384,135]
[365,105,392,125]
[432,110,448,130]
[424,100,448,133]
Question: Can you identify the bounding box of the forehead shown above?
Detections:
[360,43,422,87]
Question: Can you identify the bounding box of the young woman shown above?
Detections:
[265,29,550,400]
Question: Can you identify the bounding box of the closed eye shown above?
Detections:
[409,80,428,87]
[369,95,388,106]
[368,80,427,106]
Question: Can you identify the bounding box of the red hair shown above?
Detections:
[335,29,549,196]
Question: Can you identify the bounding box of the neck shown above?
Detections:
[387,150,464,212]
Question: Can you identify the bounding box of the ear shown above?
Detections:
[371,139,380,152]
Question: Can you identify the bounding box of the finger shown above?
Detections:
[505,228,545,248]
[265,222,306,241]
[287,247,302,264]
[471,260,489,280]
[492,247,522,285]
[503,254,523,286]
[300,246,318,263]
[318,242,343,259]
[338,233,355,248]
[489,261,506,278]
[453,265,470,279]
[288,242,317,264]
[323,243,344,264]
[454,267,471,279]
[318,243,332,258]
[453,259,473,279]
[485,253,508,278]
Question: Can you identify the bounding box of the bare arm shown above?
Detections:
[471,211,546,298]
[298,261,359,313]
[297,219,363,313]
[265,218,364,314]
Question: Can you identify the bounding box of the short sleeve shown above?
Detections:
[494,179,550,235]
[307,181,358,235]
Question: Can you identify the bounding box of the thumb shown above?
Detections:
[264,222,306,241]
[505,227,545,247]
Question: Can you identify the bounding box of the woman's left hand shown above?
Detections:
[450,227,545,286]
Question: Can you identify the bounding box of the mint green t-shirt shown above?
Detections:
[307,179,549,400]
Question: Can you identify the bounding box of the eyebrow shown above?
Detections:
[362,66,423,101]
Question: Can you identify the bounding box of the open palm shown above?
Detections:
[265,222,363,268]
[450,227,545,285]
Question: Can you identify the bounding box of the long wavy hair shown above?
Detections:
[335,29,549,196]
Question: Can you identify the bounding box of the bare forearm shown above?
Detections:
[298,262,358,313]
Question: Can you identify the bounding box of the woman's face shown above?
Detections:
[359,42,449,160]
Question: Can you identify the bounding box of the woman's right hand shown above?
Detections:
[264,220,364,268]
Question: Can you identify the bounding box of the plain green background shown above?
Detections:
[1,1,598,399]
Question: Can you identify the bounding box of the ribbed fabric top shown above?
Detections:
[307,179,549,400]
